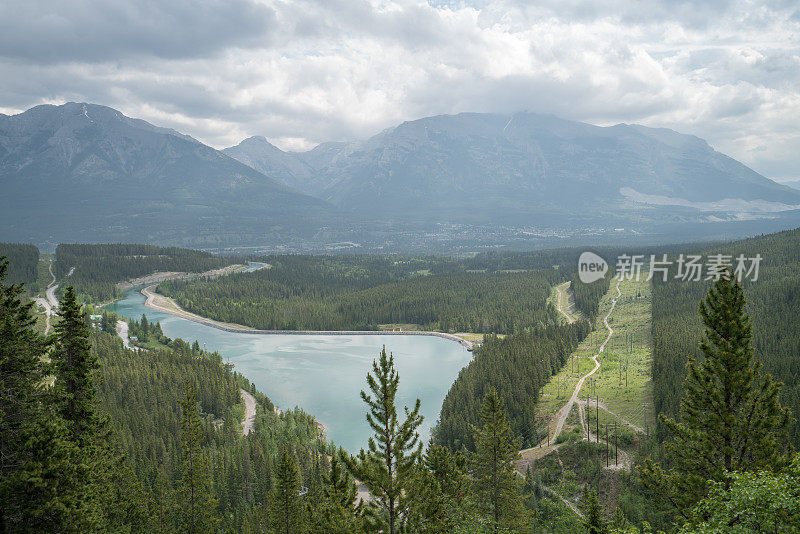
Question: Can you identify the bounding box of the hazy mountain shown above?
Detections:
[3,104,798,250]
[223,136,317,193]
[0,103,336,246]
[782,180,800,191]
[227,112,800,228]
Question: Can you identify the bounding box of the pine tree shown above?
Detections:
[470,388,527,533]
[309,452,360,533]
[0,260,86,531]
[641,272,792,515]
[583,488,607,534]
[268,446,306,534]
[176,381,219,533]
[343,346,423,534]
[52,286,100,444]
[425,442,469,500]
[53,287,149,532]
[101,310,113,333]
[325,453,360,516]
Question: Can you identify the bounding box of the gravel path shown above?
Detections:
[240,389,257,436]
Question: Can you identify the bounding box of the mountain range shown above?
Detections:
[0,103,335,247]
[2,102,799,249]
[225,112,800,227]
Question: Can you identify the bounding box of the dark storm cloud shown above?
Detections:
[0,0,278,62]
[0,0,797,179]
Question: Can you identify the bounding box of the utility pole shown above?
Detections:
[547,415,551,446]
[605,424,609,467]
[596,394,600,443]
[589,378,599,443]
[642,403,648,436]
[614,422,618,466]
[585,396,590,443]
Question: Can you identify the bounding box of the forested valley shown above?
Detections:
[651,227,800,443]
[435,321,591,451]
[161,266,561,333]
[3,230,800,532]
[54,243,238,302]
[0,243,39,290]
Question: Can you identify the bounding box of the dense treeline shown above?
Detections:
[54,243,236,302]
[652,227,800,444]
[435,321,590,451]
[93,333,334,532]
[571,273,611,320]
[640,267,796,533]
[0,243,39,289]
[0,263,595,533]
[439,243,704,275]
[161,255,563,333]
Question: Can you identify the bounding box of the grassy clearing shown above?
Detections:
[538,276,654,436]
[378,323,423,331]
[547,281,584,325]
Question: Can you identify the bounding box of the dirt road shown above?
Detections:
[549,279,621,444]
[519,279,621,463]
[240,389,257,436]
[555,282,578,324]
[33,262,59,334]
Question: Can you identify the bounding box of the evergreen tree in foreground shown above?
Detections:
[52,286,100,444]
[268,446,307,534]
[311,452,361,533]
[641,272,792,515]
[343,346,423,534]
[176,381,219,533]
[582,487,607,534]
[0,261,84,532]
[470,389,527,533]
[52,285,148,531]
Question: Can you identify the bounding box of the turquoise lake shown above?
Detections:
[106,288,472,452]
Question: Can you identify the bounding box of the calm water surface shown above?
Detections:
[107,288,471,451]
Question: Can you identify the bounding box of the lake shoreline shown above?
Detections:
[141,284,476,350]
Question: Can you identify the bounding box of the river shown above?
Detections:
[106,287,472,452]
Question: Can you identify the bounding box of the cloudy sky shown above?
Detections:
[1,0,798,181]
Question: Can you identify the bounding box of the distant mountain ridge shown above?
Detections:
[226,112,800,227]
[2,103,799,249]
[0,103,336,246]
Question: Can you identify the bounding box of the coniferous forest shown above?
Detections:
[435,321,590,451]
[0,243,39,288]
[3,227,800,532]
[54,244,238,302]
[651,227,800,444]
[159,255,564,333]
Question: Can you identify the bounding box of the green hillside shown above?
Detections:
[652,227,800,444]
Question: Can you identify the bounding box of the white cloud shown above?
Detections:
[0,0,798,179]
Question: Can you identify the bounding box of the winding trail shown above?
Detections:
[543,485,584,519]
[550,279,620,445]
[240,389,257,436]
[33,262,67,334]
[519,279,622,459]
